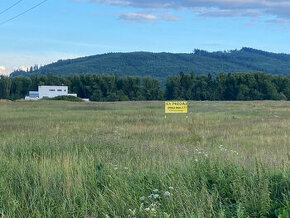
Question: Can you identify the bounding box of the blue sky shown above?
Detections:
[1,0,290,75]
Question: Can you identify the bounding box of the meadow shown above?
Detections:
[0,100,289,217]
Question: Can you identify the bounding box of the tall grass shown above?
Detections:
[0,101,289,217]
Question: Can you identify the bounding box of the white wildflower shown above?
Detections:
[145,208,150,212]
[139,196,145,201]
[169,186,174,190]
[153,189,158,193]
[129,209,136,216]
[164,191,171,197]
[164,212,170,218]
[230,150,239,155]
[153,194,160,199]
[139,203,144,212]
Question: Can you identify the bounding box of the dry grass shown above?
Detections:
[0,100,289,217]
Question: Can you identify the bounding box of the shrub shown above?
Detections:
[47,95,83,102]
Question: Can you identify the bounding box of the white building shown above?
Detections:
[39,86,69,99]
[25,86,77,100]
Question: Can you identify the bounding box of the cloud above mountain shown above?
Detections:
[83,0,290,21]
[0,66,7,76]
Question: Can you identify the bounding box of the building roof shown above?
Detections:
[29,91,39,94]
[38,85,68,88]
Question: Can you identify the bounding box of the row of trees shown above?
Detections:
[0,74,163,101]
[166,72,290,100]
[1,72,290,101]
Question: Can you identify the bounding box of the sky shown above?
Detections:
[1,0,290,75]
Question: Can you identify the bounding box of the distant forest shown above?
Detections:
[10,48,290,80]
[1,72,290,101]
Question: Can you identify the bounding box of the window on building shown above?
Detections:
[49,89,55,91]
[57,89,62,91]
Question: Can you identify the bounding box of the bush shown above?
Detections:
[47,95,83,102]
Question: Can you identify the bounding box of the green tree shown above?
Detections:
[0,76,12,99]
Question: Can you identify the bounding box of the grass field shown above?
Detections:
[0,100,289,217]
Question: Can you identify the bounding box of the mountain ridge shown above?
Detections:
[11,47,290,79]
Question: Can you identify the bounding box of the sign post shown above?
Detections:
[165,101,188,118]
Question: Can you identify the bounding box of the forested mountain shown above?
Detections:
[10,48,290,79]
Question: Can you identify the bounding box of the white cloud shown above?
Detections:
[198,8,262,18]
[0,51,82,76]
[81,0,290,21]
[267,18,290,24]
[160,13,181,21]
[119,12,181,22]
[0,66,9,76]
[15,66,30,72]
[119,12,157,22]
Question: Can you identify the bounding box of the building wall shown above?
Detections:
[38,86,68,99]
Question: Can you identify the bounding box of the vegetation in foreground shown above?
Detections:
[0,101,289,217]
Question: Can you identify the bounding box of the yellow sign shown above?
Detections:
[165,101,188,114]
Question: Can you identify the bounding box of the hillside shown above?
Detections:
[10,48,290,79]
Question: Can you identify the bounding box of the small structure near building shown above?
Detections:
[25,86,77,100]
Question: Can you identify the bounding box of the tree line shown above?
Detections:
[1,72,290,101]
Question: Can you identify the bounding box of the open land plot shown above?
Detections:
[0,101,289,217]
